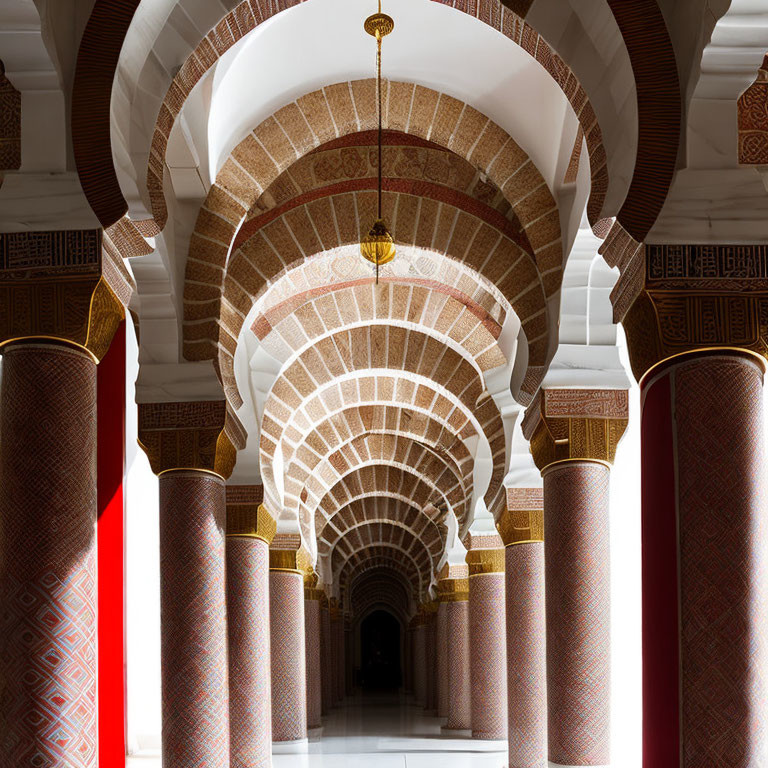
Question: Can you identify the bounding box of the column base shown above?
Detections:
[272,738,309,754]
[549,763,610,768]
[471,733,507,747]
[441,726,471,738]
[308,726,323,741]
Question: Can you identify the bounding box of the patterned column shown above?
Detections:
[438,570,472,732]
[0,343,98,768]
[334,611,345,703]
[525,388,628,766]
[304,575,323,730]
[413,615,427,705]
[498,489,546,768]
[640,351,768,767]
[139,400,245,768]
[226,491,276,768]
[0,230,125,768]
[328,598,340,705]
[466,534,507,740]
[423,602,438,714]
[320,596,332,714]
[270,538,308,748]
[345,616,354,695]
[437,600,449,718]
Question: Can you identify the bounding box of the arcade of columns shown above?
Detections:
[1,1,768,768]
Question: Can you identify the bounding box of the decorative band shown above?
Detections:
[269,548,308,573]
[497,509,544,546]
[227,503,276,543]
[466,548,505,575]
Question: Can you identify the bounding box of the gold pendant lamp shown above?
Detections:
[360,1,395,283]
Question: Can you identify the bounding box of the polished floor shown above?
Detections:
[126,691,507,767]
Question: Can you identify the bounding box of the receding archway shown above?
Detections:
[359,610,402,691]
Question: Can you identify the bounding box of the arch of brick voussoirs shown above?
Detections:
[242,132,528,248]
[255,282,506,373]
[184,80,559,374]
[349,567,413,611]
[331,526,437,586]
[310,463,453,536]
[344,558,424,604]
[317,496,445,563]
[339,546,430,600]
[287,432,472,529]
[198,186,548,406]
[264,400,477,527]
[259,374,505,525]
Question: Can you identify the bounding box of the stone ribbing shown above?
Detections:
[269,570,307,742]
[505,543,547,768]
[469,568,508,740]
[437,603,449,718]
[227,536,271,768]
[0,344,97,768]
[304,595,323,729]
[159,471,229,767]
[673,355,767,766]
[445,600,472,731]
[544,462,610,765]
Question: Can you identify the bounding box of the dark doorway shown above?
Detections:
[360,610,402,690]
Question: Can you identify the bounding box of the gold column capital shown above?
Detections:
[600,231,768,381]
[226,492,276,544]
[465,548,505,576]
[497,509,544,546]
[138,400,246,480]
[269,537,312,576]
[0,230,133,362]
[522,388,629,472]
[436,578,469,602]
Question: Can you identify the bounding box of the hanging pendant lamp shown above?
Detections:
[360,1,395,284]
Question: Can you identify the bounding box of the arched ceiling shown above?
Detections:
[50,0,767,613]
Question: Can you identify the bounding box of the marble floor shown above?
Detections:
[127,691,508,767]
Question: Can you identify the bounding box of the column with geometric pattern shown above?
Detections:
[498,489,546,768]
[424,602,438,715]
[438,569,471,733]
[466,534,507,741]
[413,616,427,705]
[138,400,246,768]
[437,599,449,719]
[304,574,324,730]
[525,388,628,766]
[270,537,308,751]
[0,343,99,768]
[226,490,276,768]
[320,596,332,714]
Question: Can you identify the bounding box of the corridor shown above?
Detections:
[127,693,506,768]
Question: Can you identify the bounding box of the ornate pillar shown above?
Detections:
[345,616,354,695]
[320,595,332,714]
[412,613,427,705]
[436,596,449,719]
[437,568,471,733]
[334,610,345,703]
[226,489,276,768]
[423,602,438,714]
[466,533,507,741]
[603,239,768,768]
[139,400,245,768]
[498,488,546,768]
[328,598,340,705]
[524,388,628,766]
[304,573,324,731]
[269,538,309,750]
[0,230,125,768]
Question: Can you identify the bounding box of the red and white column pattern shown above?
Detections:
[226,493,276,768]
[345,617,354,695]
[304,578,324,730]
[0,343,99,768]
[320,597,332,714]
[269,542,308,747]
[159,470,230,767]
[424,603,438,714]
[438,572,472,732]
[466,534,507,740]
[641,351,768,767]
[413,616,427,705]
[437,600,449,718]
[498,489,546,768]
[329,599,340,705]
[544,461,611,765]
[335,612,345,703]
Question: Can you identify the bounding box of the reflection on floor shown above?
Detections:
[126,691,507,767]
